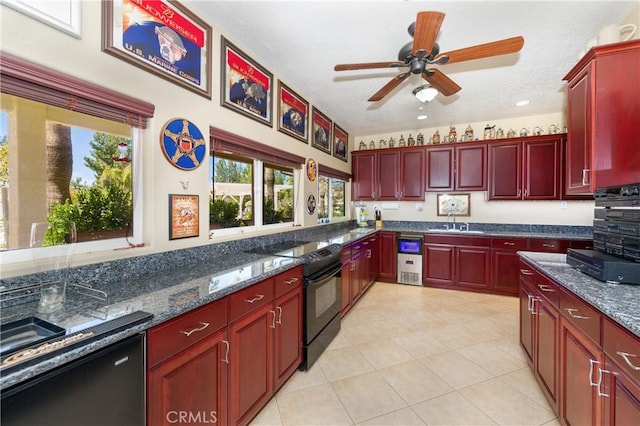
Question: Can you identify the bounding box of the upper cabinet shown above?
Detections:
[352,147,425,201]
[425,142,487,192]
[563,40,640,194]
[488,135,563,200]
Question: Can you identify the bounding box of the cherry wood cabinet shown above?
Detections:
[425,143,486,191]
[147,298,229,426]
[352,151,376,200]
[273,286,303,391]
[491,237,528,295]
[488,136,563,200]
[378,231,397,282]
[563,40,640,193]
[423,234,490,291]
[340,245,352,317]
[352,148,425,201]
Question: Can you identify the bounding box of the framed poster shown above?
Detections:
[333,123,348,162]
[169,194,199,240]
[2,0,82,38]
[311,107,332,154]
[221,36,273,126]
[277,80,308,142]
[102,0,212,98]
[437,193,471,216]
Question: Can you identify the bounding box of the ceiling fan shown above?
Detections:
[334,11,524,102]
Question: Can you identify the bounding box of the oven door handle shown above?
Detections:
[307,263,342,287]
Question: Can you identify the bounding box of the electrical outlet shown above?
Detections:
[560,201,568,209]
[416,202,424,211]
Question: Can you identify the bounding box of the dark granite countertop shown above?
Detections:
[518,251,640,338]
[0,224,594,389]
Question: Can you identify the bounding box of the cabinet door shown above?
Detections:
[340,260,352,317]
[566,65,592,194]
[400,148,425,200]
[593,46,640,188]
[491,249,521,295]
[456,143,487,191]
[560,318,603,426]
[229,304,273,426]
[367,235,379,287]
[273,287,302,391]
[377,151,400,200]
[524,138,562,200]
[423,243,455,286]
[455,246,490,289]
[488,141,522,200]
[535,298,560,413]
[352,152,376,200]
[519,278,535,366]
[148,329,228,426]
[426,146,454,191]
[603,355,640,426]
[378,232,397,281]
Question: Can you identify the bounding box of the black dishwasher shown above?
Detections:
[1,333,145,426]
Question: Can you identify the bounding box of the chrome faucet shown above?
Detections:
[459,222,469,232]
[446,212,456,230]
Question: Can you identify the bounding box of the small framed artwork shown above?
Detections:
[3,0,82,38]
[221,36,273,126]
[333,123,348,162]
[102,0,212,98]
[311,107,332,154]
[437,193,471,216]
[277,81,308,143]
[169,194,199,240]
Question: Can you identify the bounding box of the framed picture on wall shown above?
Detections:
[332,123,348,162]
[221,36,273,126]
[277,80,308,143]
[169,194,199,240]
[437,193,471,216]
[311,107,332,154]
[102,0,212,98]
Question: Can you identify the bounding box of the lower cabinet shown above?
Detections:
[520,259,640,426]
[340,235,379,317]
[147,266,303,426]
[378,231,397,281]
[423,235,490,290]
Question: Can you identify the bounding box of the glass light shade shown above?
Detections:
[413,85,438,103]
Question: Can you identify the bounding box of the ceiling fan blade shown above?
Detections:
[334,61,405,71]
[436,36,524,64]
[423,69,461,96]
[412,11,445,56]
[368,72,411,102]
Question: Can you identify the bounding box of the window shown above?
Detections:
[0,95,138,252]
[210,153,254,229]
[263,163,294,225]
[317,175,346,224]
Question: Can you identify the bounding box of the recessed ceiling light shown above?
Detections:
[417,114,428,120]
[515,100,530,106]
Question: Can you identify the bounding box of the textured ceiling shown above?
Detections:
[185,1,638,136]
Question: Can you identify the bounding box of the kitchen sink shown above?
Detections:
[425,229,485,234]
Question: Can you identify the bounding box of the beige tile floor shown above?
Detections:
[250,282,559,426]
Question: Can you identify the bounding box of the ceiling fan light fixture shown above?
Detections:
[515,100,530,107]
[413,85,438,103]
[417,114,428,120]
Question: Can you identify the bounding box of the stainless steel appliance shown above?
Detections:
[397,234,423,286]
[567,183,640,284]
[1,333,146,426]
[245,240,342,370]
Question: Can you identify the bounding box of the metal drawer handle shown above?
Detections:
[276,306,283,324]
[616,351,640,370]
[582,169,590,186]
[520,269,533,275]
[588,359,599,387]
[504,242,515,246]
[270,310,276,329]
[538,284,555,292]
[566,308,589,320]
[542,244,556,248]
[284,277,299,285]
[245,294,264,304]
[222,340,229,364]
[367,249,372,259]
[597,368,610,398]
[181,322,210,337]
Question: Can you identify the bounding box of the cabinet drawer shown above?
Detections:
[603,318,640,383]
[274,266,303,298]
[424,234,490,246]
[560,291,601,345]
[148,297,228,368]
[229,278,274,323]
[533,272,560,308]
[341,246,352,263]
[529,239,569,253]
[492,237,528,250]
